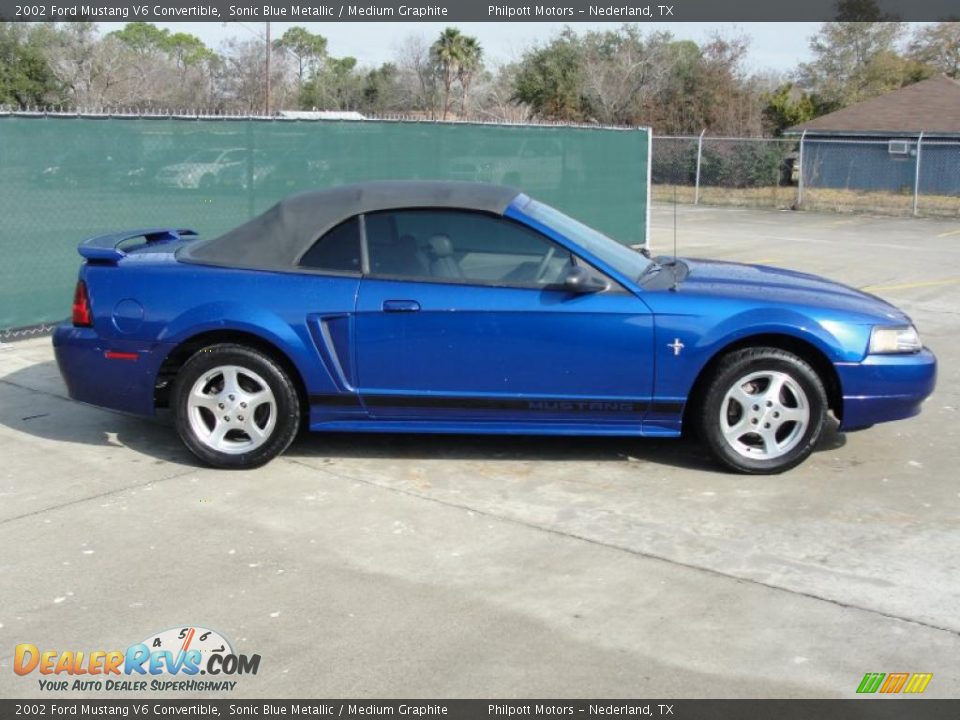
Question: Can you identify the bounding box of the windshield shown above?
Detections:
[522,199,653,282]
[187,150,225,163]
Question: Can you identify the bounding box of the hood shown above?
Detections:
[677,258,909,323]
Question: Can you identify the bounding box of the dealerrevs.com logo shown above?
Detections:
[14,626,260,692]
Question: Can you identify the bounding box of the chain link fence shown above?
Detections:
[917,139,960,215]
[652,133,960,217]
[651,135,698,202]
[653,135,798,209]
[4,116,958,337]
[0,111,650,334]
[799,136,960,215]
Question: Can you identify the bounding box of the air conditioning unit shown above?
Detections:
[888,140,911,155]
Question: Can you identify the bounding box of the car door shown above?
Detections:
[296,217,367,422]
[354,208,655,426]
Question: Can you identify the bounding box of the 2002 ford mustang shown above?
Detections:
[54,181,936,474]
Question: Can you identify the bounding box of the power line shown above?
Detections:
[230,21,299,63]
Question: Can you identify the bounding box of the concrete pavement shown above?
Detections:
[1,205,958,698]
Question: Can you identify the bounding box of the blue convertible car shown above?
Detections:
[54,181,936,473]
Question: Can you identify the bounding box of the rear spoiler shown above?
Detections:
[78,228,198,262]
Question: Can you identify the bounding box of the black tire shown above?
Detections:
[697,347,828,474]
[171,344,300,469]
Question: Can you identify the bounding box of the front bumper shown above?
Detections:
[835,349,937,431]
[53,324,171,417]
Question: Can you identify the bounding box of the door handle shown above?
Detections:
[382,300,421,312]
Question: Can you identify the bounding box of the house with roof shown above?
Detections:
[785,75,960,196]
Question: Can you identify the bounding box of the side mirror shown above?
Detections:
[562,265,609,294]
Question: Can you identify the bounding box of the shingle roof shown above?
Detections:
[786,75,960,136]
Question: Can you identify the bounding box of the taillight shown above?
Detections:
[72,280,92,327]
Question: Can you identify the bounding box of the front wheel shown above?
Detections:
[172,344,300,469]
[698,348,828,474]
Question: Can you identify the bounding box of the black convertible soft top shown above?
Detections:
[178,180,521,271]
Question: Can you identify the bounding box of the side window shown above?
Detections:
[222,150,246,164]
[299,217,361,273]
[365,209,573,287]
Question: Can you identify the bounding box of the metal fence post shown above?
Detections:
[796,130,807,207]
[645,128,652,252]
[694,129,705,205]
[913,131,924,217]
[246,121,256,220]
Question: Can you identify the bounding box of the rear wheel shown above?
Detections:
[698,347,827,474]
[172,344,300,469]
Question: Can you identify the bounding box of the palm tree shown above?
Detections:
[431,27,465,120]
[457,36,483,117]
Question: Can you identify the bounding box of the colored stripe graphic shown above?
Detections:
[856,672,932,694]
[857,673,885,694]
[904,673,933,694]
[879,673,909,693]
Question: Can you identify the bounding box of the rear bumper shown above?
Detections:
[836,349,937,431]
[53,324,170,417]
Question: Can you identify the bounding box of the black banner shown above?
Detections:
[2,700,960,720]
[1,0,959,22]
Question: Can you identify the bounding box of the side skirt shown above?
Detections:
[308,419,677,437]
[307,394,686,438]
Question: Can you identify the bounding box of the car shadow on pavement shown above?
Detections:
[0,361,196,466]
[1,360,846,473]
[290,431,725,470]
[289,417,847,472]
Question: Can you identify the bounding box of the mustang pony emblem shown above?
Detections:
[668,338,685,356]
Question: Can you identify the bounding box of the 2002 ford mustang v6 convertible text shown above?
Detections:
[54,181,936,474]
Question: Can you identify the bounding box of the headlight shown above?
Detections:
[869,325,922,354]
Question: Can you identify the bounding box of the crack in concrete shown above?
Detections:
[4,375,957,640]
[0,466,199,527]
[286,457,960,640]
[1,376,83,404]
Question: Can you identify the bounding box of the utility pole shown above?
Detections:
[265,21,272,116]
[694,128,706,206]
[913,131,924,217]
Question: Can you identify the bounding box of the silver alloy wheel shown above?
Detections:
[186,365,277,455]
[719,370,810,460]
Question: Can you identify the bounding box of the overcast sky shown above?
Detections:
[95,22,832,74]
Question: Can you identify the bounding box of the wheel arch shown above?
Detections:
[684,333,843,429]
[154,329,309,416]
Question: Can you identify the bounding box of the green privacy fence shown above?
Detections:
[0,114,650,331]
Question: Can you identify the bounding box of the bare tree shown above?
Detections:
[42,24,128,108]
[471,62,532,122]
[909,22,960,79]
[798,20,907,109]
[394,34,440,117]
[578,27,675,125]
[218,37,292,113]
